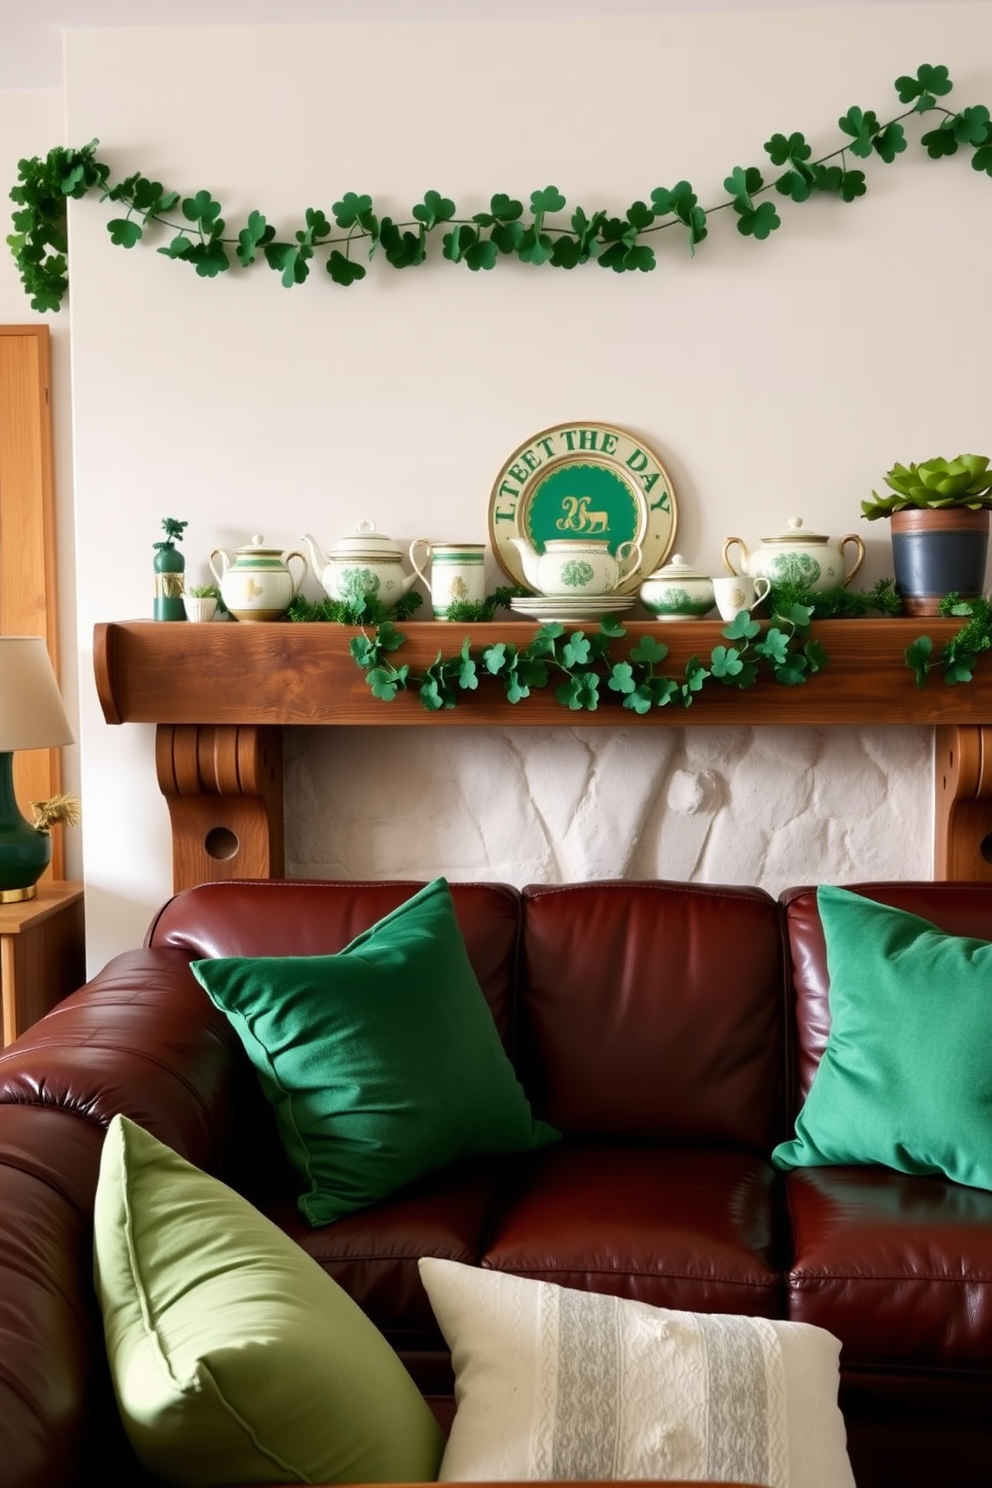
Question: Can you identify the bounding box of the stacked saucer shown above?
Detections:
[509,594,637,625]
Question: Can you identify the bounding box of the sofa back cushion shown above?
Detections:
[782,880,992,1112]
[188,879,557,1226]
[518,882,785,1150]
[147,878,522,1047]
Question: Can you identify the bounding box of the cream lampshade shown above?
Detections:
[0,637,74,902]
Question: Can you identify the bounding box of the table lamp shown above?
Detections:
[0,637,74,903]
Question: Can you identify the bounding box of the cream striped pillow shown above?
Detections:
[419,1258,854,1487]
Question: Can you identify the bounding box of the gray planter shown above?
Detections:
[890,508,990,617]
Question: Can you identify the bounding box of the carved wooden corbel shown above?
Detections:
[934,725,992,879]
[155,724,283,891]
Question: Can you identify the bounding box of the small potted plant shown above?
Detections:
[183,583,222,623]
[861,455,992,616]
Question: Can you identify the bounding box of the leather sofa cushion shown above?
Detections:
[483,1142,784,1317]
[268,1143,785,1359]
[519,881,786,1149]
[263,1156,514,1353]
[786,1167,992,1368]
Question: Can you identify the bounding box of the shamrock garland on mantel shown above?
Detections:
[350,605,826,714]
[8,63,992,312]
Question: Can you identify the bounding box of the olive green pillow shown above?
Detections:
[191,877,558,1225]
[94,1115,444,1488]
[773,885,992,1190]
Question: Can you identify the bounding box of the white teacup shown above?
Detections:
[713,574,771,622]
[410,540,486,620]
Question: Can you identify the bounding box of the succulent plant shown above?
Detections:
[862,455,992,520]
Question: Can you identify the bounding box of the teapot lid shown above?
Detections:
[330,520,402,558]
[761,516,828,545]
[643,552,709,581]
[234,534,286,558]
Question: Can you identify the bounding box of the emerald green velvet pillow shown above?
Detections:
[94,1115,444,1488]
[773,884,992,1190]
[191,877,558,1225]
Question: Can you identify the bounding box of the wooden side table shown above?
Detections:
[0,880,84,1047]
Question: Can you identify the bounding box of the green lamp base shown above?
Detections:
[0,751,51,902]
[0,884,39,903]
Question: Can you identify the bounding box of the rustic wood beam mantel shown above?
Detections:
[93,619,992,891]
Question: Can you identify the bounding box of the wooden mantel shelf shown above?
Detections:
[94,617,992,727]
[93,619,992,887]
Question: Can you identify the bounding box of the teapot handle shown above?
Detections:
[752,577,772,610]
[722,536,749,577]
[839,534,866,588]
[615,540,642,586]
[208,548,229,587]
[409,537,432,587]
[284,551,308,600]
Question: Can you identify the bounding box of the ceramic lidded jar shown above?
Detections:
[208,535,307,622]
[722,517,865,594]
[300,522,419,609]
[638,554,715,620]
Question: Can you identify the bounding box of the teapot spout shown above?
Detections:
[507,536,541,591]
[300,533,328,574]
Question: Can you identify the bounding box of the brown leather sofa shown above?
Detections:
[1,877,990,1488]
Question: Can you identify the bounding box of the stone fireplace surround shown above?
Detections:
[281,719,931,894]
[93,618,992,894]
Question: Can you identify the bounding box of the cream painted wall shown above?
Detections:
[59,7,992,967]
[0,89,83,881]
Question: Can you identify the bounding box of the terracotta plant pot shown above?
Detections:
[890,507,990,617]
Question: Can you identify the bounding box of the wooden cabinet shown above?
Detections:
[0,325,66,882]
[0,881,84,1046]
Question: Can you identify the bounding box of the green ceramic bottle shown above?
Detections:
[152,517,188,621]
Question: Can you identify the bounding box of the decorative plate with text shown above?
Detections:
[489,422,678,594]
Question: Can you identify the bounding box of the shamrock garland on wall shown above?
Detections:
[7,63,992,313]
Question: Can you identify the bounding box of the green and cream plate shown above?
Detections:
[510,594,636,625]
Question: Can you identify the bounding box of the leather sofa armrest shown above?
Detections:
[0,949,260,1488]
[0,1100,163,1488]
[0,946,247,1176]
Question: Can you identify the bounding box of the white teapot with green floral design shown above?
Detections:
[722,517,865,594]
[301,522,420,609]
[508,536,642,597]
